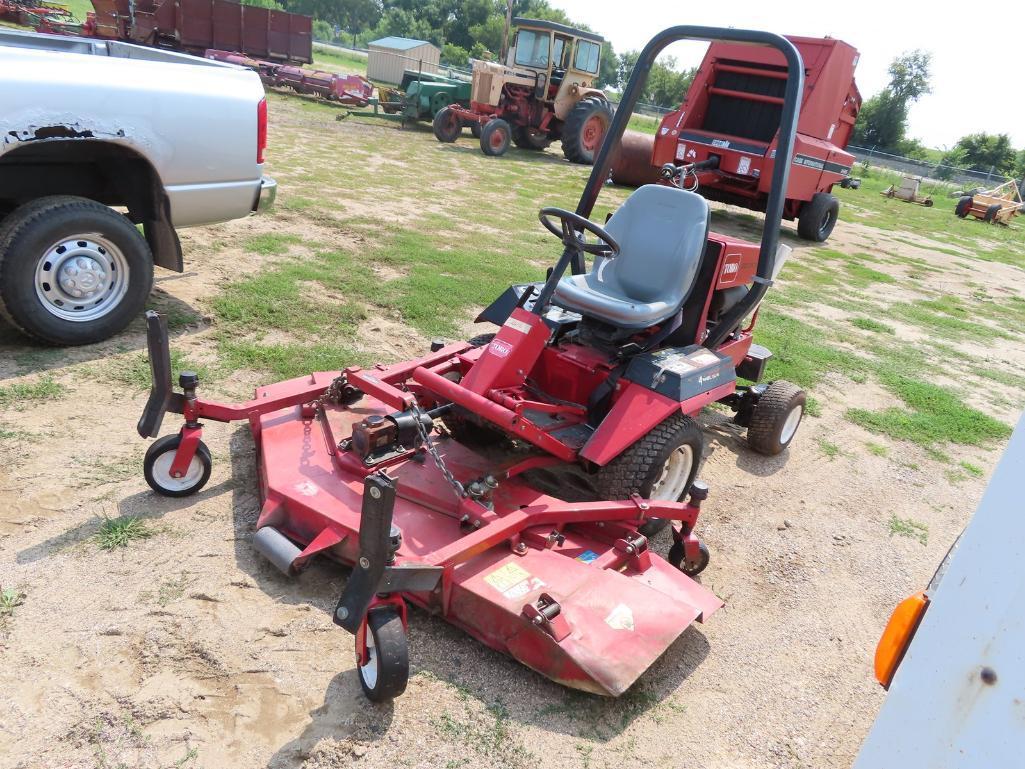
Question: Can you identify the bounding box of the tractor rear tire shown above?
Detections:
[746,380,805,456]
[983,203,1001,223]
[797,192,840,242]
[562,97,613,164]
[433,107,461,143]
[512,126,551,150]
[480,119,512,156]
[955,195,973,218]
[595,413,704,537]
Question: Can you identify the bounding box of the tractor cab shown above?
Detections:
[508,17,603,105]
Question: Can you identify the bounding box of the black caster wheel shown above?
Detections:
[669,540,710,577]
[358,608,409,702]
[143,433,212,497]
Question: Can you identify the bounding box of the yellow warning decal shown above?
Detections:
[484,562,531,593]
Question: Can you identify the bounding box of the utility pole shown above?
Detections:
[500,0,513,63]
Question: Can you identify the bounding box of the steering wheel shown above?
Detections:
[538,207,620,258]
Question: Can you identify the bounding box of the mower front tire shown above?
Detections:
[480,119,512,157]
[358,608,409,702]
[797,192,840,242]
[746,380,805,456]
[596,413,704,537]
[144,433,212,497]
[433,107,461,143]
[562,97,613,164]
[669,540,710,577]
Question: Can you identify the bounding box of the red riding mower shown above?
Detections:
[137,27,807,700]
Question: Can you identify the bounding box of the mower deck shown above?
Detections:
[251,372,721,695]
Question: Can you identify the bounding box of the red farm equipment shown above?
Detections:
[136,26,809,701]
[204,49,373,106]
[612,36,861,242]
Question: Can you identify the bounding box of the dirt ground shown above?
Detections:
[2,96,1024,769]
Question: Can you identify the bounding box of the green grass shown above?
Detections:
[959,461,984,477]
[888,514,929,545]
[850,317,895,334]
[107,350,211,391]
[312,44,368,76]
[626,113,661,134]
[0,586,24,618]
[95,516,153,550]
[816,437,841,460]
[0,377,64,409]
[866,441,889,457]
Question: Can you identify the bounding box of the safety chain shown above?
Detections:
[308,373,350,411]
[410,400,466,500]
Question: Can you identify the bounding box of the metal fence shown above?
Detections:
[847,144,1019,191]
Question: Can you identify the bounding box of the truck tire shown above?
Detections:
[562,96,612,164]
[432,107,461,143]
[479,119,512,157]
[954,195,973,218]
[797,192,840,241]
[512,126,551,150]
[0,196,153,346]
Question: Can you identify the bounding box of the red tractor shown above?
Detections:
[137,27,809,700]
[432,17,612,163]
[612,36,862,242]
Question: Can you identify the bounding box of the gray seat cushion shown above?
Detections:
[553,185,710,329]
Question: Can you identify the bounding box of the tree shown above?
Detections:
[941,133,1017,175]
[615,50,693,108]
[851,50,932,152]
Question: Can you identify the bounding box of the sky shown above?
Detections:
[553,1,1024,150]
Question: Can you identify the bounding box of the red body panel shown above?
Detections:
[241,372,721,695]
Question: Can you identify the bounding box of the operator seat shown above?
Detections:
[552,184,710,330]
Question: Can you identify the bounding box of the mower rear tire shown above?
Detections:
[955,195,973,217]
[562,97,613,164]
[669,540,710,577]
[433,107,461,143]
[480,119,512,156]
[144,433,212,497]
[797,192,840,242]
[512,126,551,150]
[746,380,805,456]
[358,608,409,702]
[595,413,704,537]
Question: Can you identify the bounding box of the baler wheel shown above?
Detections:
[562,97,613,164]
[480,119,512,156]
[432,107,461,143]
[669,540,710,577]
[955,196,973,218]
[797,192,840,242]
[144,433,212,497]
[358,608,409,702]
[746,380,805,456]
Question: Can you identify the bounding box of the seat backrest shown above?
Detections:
[598,185,710,306]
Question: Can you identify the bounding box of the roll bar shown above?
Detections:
[531,26,804,352]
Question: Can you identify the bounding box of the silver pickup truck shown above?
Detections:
[0,29,276,345]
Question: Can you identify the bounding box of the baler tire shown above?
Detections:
[595,413,704,537]
[432,107,461,143]
[955,195,973,218]
[562,97,613,165]
[358,608,409,702]
[797,192,840,242]
[983,204,1001,223]
[0,196,153,345]
[480,119,512,156]
[144,433,212,497]
[746,380,805,456]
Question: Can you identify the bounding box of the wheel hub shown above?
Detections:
[35,236,129,322]
[651,445,694,501]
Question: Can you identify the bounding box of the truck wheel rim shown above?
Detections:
[651,445,694,501]
[780,405,803,445]
[35,235,130,323]
[151,451,205,492]
[361,631,379,689]
[581,116,606,152]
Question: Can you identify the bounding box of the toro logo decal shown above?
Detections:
[719,252,742,285]
[489,339,513,358]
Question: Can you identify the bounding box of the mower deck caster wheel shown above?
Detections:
[143,433,212,497]
[746,380,806,456]
[669,541,710,577]
[358,608,409,702]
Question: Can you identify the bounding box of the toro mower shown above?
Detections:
[137,26,807,701]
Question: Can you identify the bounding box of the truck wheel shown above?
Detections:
[512,126,551,150]
[479,119,512,157]
[562,97,612,164]
[595,413,704,537]
[797,192,840,242]
[0,196,153,345]
[432,107,461,143]
[746,380,805,456]
[955,195,973,218]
